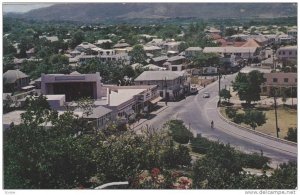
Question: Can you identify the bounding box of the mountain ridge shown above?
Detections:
[9,3,297,23]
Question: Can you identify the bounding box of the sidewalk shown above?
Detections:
[131,103,169,130]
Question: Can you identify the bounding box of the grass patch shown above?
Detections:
[220,106,297,139]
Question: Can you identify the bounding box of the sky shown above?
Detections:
[3,3,54,13]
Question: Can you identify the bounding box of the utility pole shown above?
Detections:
[273,88,279,138]
[218,64,221,106]
[164,77,168,106]
[291,86,294,106]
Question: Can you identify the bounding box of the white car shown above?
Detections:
[203,92,210,98]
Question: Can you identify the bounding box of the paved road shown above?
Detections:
[135,73,297,167]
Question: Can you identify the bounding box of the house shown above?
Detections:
[3,69,30,92]
[163,41,182,52]
[164,55,187,71]
[113,43,131,49]
[146,39,165,47]
[185,47,202,58]
[105,85,160,117]
[39,35,59,42]
[75,42,98,53]
[287,29,297,39]
[261,72,297,96]
[203,47,259,59]
[3,110,83,130]
[74,105,114,130]
[134,71,188,100]
[276,46,297,62]
[150,56,168,66]
[276,34,295,45]
[143,46,162,56]
[41,72,104,102]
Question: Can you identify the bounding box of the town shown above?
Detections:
[2,3,297,190]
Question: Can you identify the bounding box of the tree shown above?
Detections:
[192,53,220,68]
[129,45,147,65]
[70,29,84,49]
[284,127,297,143]
[225,27,237,37]
[178,42,189,53]
[243,110,267,130]
[219,88,232,102]
[75,97,95,117]
[225,107,237,119]
[232,71,265,105]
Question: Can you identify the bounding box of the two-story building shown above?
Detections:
[185,47,203,59]
[276,46,297,62]
[134,71,188,101]
[164,55,187,71]
[203,47,259,59]
[261,72,297,96]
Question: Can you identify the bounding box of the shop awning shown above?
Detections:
[150,96,163,104]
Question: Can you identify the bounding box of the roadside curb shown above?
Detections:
[217,108,297,147]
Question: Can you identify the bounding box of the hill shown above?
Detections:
[11,3,297,23]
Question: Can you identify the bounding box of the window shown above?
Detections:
[284,78,288,83]
[282,51,285,55]
[289,51,292,55]
[273,78,278,83]
[295,78,297,83]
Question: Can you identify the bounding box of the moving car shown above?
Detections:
[203,92,210,98]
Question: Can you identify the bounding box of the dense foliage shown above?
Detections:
[284,127,297,143]
[232,70,265,105]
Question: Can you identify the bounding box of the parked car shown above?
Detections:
[190,85,198,95]
[203,92,210,98]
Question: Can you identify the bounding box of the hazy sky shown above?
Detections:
[3,3,53,13]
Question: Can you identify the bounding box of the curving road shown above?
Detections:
[135,74,297,167]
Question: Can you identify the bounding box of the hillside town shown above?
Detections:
[2,3,298,191]
[3,22,297,131]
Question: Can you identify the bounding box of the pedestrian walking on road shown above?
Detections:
[211,120,214,129]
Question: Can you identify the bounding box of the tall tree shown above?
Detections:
[232,71,265,105]
[129,45,147,65]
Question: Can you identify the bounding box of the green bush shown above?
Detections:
[284,127,297,143]
[233,113,245,124]
[238,152,270,169]
[190,136,218,154]
[225,107,237,119]
[168,120,193,144]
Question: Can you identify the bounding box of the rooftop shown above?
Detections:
[203,47,257,53]
[135,71,184,81]
[4,69,28,84]
[109,89,145,107]
[74,106,112,119]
